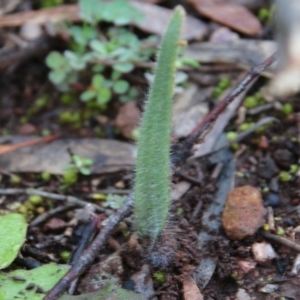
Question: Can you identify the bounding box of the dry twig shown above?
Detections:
[0,188,104,213]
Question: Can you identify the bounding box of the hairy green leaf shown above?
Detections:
[134,7,185,245]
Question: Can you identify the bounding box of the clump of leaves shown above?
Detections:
[243,92,265,109]
[46,0,196,112]
[45,0,154,105]
[212,77,231,98]
[134,7,185,247]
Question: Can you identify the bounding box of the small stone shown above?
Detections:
[20,22,42,40]
[19,123,37,135]
[273,149,293,168]
[258,135,269,149]
[264,192,281,207]
[222,185,267,240]
[43,218,67,233]
[236,288,251,300]
[257,156,279,179]
[252,242,277,264]
[259,284,279,293]
[236,260,256,275]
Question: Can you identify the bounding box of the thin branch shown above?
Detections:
[191,52,277,139]
[44,194,134,300]
[31,204,77,227]
[173,53,277,164]
[261,231,300,252]
[0,188,104,213]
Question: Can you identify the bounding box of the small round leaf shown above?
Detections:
[97,88,111,104]
[113,63,134,73]
[92,74,104,89]
[113,80,129,94]
[80,90,96,102]
[46,51,67,69]
[48,70,66,84]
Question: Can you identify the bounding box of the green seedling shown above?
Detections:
[60,251,71,263]
[262,186,270,193]
[60,93,76,105]
[258,6,274,22]
[262,223,270,231]
[29,195,43,206]
[61,171,78,190]
[290,164,299,174]
[175,56,200,68]
[59,111,81,128]
[279,171,291,182]
[65,155,93,176]
[91,193,107,200]
[282,103,293,115]
[153,271,166,283]
[244,96,258,109]
[10,174,21,184]
[226,131,238,141]
[41,172,51,181]
[212,77,231,98]
[134,7,185,247]
[239,122,254,132]
[60,155,93,189]
[39,0,63,8]
[243,92,265,109]
[276,226,285,236]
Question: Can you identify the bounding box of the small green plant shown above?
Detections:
[290,164,299,174]
[134,7,185,247]
[282,103,293,115]
[279,171,291,182]
[153,271,166,283]
[226,131,238,141]
[212,77,231,98]
[243,92,265,109]
[46,0,197,111]
[61,155,93,189]
[65,155,93,176]
[45,0,154,101]
[239,122,255,131]
[257,6,274,23]
[39,0,63,8]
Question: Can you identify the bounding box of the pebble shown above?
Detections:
[273,149,293,168]
[235,288,251,300]
[18,123,37,135]
[222,185,267,240]
[264,192,281,207]
[259,284,279,293]
[236,259,256,275]
[252,242,277,264]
